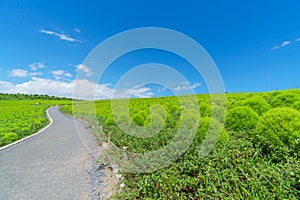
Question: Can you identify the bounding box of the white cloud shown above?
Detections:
[0,78,154,100]
[296,38,300,42]
[51,70,72,77]
[0,80,14,91]
[281,41,291,46]
[74,79,115,100]
[74,28,81,33]
[118,86,154,98]
[51,70,72,80]
[29,62,46,71]
[0,77,82,98]
[174,82,201,91]
[76,64,93,76]
[6,77,75,97]
[29,72,43,76]
[9,69,28,77]
[39,29,81,42]
[9,67,43,78]
[272,40,291,50]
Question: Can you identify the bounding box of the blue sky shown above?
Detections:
[0,0,300,98]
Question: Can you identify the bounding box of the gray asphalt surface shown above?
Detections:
[0,106,102,200]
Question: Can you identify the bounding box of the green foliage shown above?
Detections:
[292,101,300,111]
[61,89,300,199]
[105,117,115,126]
[197,117,229,144]
[115,112,131,129]
[225,106,259,131]
[0,93,72,100]
[132,112,146,126]
[240,96,271,115]
[199,102,209,116]
[2,132,18,144]
[203,105,226,123]
[271,91,300,107]
[0,96,72,147]
[116,132,300,199]
[144,114,165,134]
[255,107,300,151]
[177,109,200,131]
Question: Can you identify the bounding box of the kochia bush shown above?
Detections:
[204,105,226,123]
[255,107,300,150]
[225,106,259,131]
[197,117,229,144]
[240,96,271,115]
[105,117,115,126]
[270,91,300,107]
[144,114,165,134]
[292,101,300,111]
[2,132,18,144]
[132,112,146,126]
[199,102,210,116]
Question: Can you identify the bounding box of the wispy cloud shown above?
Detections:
[39,29,81,42]
[29,62,46,71]
[29,72,43,76]
[9,65,44,78]
[9,69,28,77]
[118,86,154,98]
[51,69,72,80]
[76,64,93,76]
[174,82,201,91]
[74,28,81,33]
[296,38,300,42]
[272,40,291,50]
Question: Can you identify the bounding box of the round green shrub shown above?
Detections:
[197,117,229,144]
[34,119,42,127]
[204,105,226,123]
[169,105,180,121]
[225,106,259,131]
[271,92,300,107]
[177,109,200,131]
[116,113,131,127]
[21,127,31,135]
[149,104,166,120]
[241,96,271,115]
[199,102,210,116]
[170,105,179,114]
[255,107,300,148]
[105,117,115,126]
[3,132,18,144]
[292,101,300,111]
[144,114,165,133]
[132,112,146,126]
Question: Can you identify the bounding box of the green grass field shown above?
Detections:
[1,90,299,199]
[62,89,300,199]
[0,94,71,147]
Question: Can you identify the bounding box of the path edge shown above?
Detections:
[0,106,54,151]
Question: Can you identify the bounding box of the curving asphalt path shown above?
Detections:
[0,106,102,200]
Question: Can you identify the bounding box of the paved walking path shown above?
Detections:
[0,106,103,200]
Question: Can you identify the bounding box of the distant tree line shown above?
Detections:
[0,93,72,100]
